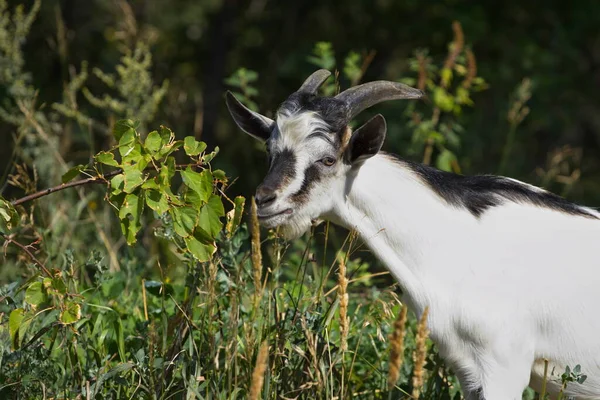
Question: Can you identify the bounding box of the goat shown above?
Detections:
[225,69,600,400]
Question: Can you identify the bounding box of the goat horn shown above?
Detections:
[335,81,424,119]
[298,69,332,94]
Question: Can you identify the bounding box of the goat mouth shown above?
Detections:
[257,208,293,220]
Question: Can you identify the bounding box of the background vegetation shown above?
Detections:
[0,0,598,398]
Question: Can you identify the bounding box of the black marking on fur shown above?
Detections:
[385,153,597,219]
[291,164,322,203]
[260,148,296,191]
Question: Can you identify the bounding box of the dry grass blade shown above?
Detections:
[412,306,430,399]
[387,304,408,390]
[249,341,269,400]
[338,256,349,352]
[251,197,263,304]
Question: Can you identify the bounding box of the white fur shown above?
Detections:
[271,151,600,399]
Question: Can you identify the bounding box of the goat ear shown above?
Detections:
[345,114,386,164]
[225,91,274,142]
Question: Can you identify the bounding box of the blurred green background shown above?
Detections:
[4,0,600,206]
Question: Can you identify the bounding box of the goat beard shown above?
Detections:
[279,214,313,240]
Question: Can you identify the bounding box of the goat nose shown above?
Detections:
[255,186,277,207]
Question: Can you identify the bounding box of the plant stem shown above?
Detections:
[1,233,52,277]
[10,162,203,207]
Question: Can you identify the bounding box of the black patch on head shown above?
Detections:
[279,91,350,136]
[260,148,297,191]
[385,154,598,219]
[291,164,322,203]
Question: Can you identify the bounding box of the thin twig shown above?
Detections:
[1,233,52,277]
[11,173,117,206]
[10,162,202,207]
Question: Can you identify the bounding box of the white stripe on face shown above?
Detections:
[268,111,334,201]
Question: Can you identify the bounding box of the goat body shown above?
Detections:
[327,154,600,399]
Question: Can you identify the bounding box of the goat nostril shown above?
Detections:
[255,189,277,207]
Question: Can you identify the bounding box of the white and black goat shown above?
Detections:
[225,69,600,400]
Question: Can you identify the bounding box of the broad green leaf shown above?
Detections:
[0,198,19,233]
[172,206,198,238]
[110,174,125,195]
[158,125,174,144]
[141,178,160,190]
[113,119,139,141]
[145,190,169,215]
[184,186,203,207]
[121,142,150,171]
[118,124,137,157]
[60,300,81,324]
[145,130,163,154]
[122,165,145,193]
[226,196,245,236]
[199,195,224,237]
[95,151,119,167]
[9,308,24,349]
[181,168,212,202]
[183,136,207,156]
[25,281,47,308]
[61,164,86,183]
[185,233,216,262]
[119,193,144,245]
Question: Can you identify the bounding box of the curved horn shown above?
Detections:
[335,81,424,119]
[297,69,332,94]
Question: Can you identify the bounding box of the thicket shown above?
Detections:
[0,1,589,399]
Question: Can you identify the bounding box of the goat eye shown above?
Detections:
[320,157,336,167]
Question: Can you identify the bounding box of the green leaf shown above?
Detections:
[226,196,245,236]
[433,87,455,112]
[145,190,169,215]
[199,195,224,237]
[122,165,145,193]
[184,186,203,207]
[95,151,120,167]
[141,178,160,190]
[436,149,457,172]
[9,308,24,349]
[118,124,138,157]
[171,206,198,238]
[51,278,67,294]
[0,197,19,233]
[113,119,139,141]
[61,164,86,183]
[183,136,207,156]
[110,174,125,195]
[440,67,453,87]
[212,169,227,182]
[25,281,48,308]
[203,147,220,163]
[185,233,216,262]
[119,193,144,245]
[181,168,212,202]
[145,130,163,154]
[60,300,81,324]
